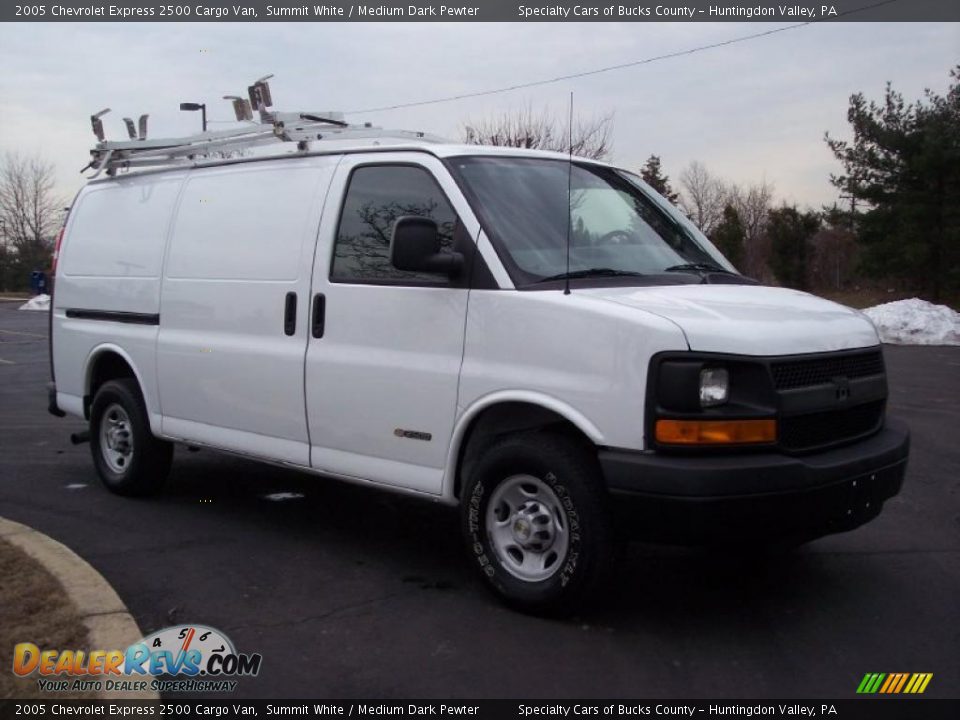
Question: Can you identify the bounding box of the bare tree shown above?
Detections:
[0,153,60,246]
[678,161,777,280]
[679,161,726,236]
[726,179,775,281]
[0,153,62,290]
[462,106,613,161]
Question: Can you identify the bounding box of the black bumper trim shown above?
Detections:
[600,419,909,497]
[600,418,909,544]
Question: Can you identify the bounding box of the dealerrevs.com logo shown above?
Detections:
[13,624,262,693]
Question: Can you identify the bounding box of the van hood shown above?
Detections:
[580,284,880,356]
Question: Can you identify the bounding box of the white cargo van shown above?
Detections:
[49,111,909,613]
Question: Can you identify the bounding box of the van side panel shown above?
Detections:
[156,158,337,466]
[53,173,187,423]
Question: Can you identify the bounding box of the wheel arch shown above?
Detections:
[443,392,604,502]
[83,344,149,420]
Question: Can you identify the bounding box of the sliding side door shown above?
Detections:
[157,157,338,465]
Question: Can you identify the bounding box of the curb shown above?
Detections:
[0,517,159,701]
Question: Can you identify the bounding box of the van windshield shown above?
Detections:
[448,156,735,286]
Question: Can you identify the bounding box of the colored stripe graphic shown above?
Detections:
[916,674,933,693]
[856,674,874,694]
[857,673,932,694]
[892,673,909,693]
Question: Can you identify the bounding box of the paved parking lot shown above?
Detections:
[0,300,957,699]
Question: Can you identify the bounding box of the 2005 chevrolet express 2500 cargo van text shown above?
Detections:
[48,96,910,613]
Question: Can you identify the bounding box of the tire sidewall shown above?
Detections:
[464,438,602,610]
[90,380,150,493]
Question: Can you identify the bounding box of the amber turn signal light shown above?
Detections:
[655,418,777,445]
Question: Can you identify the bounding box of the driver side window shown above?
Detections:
[330,164,458,284]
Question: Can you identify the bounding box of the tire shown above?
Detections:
[461,432,615,616]
[89,378,172,497]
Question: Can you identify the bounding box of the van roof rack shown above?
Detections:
[83,75,444,179]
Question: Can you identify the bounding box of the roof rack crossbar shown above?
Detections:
[85,76,444,178]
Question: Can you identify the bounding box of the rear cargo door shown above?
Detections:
[157,157,339,465]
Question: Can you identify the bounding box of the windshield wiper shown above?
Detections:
[663,262,738,275]
[537,268,647,283]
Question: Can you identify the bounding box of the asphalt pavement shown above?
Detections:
[1,299,957,699]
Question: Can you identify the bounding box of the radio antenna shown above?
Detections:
[564,91,573,296]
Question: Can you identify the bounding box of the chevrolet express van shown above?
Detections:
[48,138,910,613]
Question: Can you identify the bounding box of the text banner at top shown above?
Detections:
[3,0,958,23]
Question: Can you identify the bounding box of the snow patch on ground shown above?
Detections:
[19,294,50,311]
[863,298,960,346]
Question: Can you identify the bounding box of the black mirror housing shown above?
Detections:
[390,216,463,277]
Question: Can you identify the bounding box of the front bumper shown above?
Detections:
[599,418,910,544]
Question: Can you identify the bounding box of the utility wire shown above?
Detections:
[346,0,902,115]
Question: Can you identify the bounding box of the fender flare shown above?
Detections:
[441,390,605,501]
[83,343,158,430]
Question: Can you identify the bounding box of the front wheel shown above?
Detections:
[461,432,615,616]
[90,379,172,497]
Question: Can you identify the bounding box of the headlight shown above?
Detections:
[699,367,729,407]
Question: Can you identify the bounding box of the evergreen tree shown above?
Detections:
[767,206,821,290]
[825,66,959,300]
[640,155,679,204]
[711,204,746,268]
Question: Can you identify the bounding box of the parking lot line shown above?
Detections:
[0,358,15,365]
[0,329,46,339]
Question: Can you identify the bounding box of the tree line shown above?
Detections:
[639,157,850,293]
[1,67,956,301]
[670,64,957,302]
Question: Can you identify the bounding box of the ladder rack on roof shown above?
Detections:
[84,75,442,179]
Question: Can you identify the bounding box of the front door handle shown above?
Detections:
[312,293,325,339]
[284,292,297,336]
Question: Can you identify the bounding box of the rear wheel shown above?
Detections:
[461,432,615,616]
[90,379,172,497]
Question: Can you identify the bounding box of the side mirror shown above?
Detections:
[390,216,463,277]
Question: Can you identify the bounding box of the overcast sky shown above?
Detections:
[0,21,956,209]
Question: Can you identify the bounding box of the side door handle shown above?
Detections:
[311,293,325,339]
[284,292,297,336]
